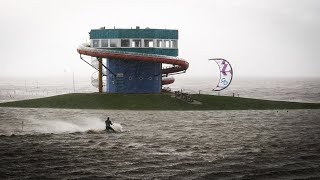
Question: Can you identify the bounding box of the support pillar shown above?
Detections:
[98,58,103,93]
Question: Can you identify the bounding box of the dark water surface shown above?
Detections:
[0,108,320,179]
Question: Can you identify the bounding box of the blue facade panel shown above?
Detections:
[106,59,161,93]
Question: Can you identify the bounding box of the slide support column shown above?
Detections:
[98,58,103,93]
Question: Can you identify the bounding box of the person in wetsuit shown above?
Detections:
[105,117,116,132]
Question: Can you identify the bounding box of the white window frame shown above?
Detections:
[110,39,119,47]
[132,39,141,48]
[101,39,109,48]
[144,39,154,48]
[121,39,130,47]
[164,40,170,48]
[171,40,178,48]
[91,38,178,49]
[156,39,163,48]
[92,39,100,48]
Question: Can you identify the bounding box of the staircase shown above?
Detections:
[91,57,106,91]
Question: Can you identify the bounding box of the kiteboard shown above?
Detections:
[106,123,123,133]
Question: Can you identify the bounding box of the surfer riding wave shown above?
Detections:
[105,117,116,132]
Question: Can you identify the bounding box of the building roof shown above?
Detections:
[90,27,178,39]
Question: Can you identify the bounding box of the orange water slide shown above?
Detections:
[77,44,189,85]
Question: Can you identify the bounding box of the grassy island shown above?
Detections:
[0,93,319,110]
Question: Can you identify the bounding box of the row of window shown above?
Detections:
[128,76,158,81]
[92,39,178,49]
[111,76,159,84]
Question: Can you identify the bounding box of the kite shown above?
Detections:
[209,58,233,91]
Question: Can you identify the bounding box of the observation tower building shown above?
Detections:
[77,26,188,94]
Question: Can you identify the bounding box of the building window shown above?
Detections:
[156,40,162,48]
[110,39,118,47]
[132,40,141,47]
[116,73,124,77]
[171,40,178,48]
[121,39,130,47]
[164,40,170,48]
[144,40,154,48]
[92,40,99,48]
[101,40,108,47]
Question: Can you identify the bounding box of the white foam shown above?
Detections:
[110,123,123,132]
[28,117,104,134]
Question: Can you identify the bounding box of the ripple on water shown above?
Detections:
[0,108,320,179]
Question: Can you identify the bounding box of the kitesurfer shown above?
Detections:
[105,117,116,132]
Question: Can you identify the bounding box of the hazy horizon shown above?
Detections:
[1,0,320,79]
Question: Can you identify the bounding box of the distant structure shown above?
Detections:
[77,26,189,93]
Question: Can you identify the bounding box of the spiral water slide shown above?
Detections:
[77,43,189,86]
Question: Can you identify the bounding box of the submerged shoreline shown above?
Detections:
[0,93,319,110]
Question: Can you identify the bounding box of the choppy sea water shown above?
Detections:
[0,108,319,179]
[1,77,319,103]
[170,77,320,103]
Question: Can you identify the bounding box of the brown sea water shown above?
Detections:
[0,108,319,179]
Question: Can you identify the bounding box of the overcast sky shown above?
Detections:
[1,0,319,79]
